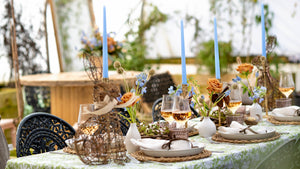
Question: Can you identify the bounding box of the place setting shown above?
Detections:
[129,95,212,162]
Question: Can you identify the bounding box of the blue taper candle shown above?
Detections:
[102,6,108,78]
[214,17,220,80]
[180,20,187,85]
[261,3,266,57]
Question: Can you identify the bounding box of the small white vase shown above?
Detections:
[249,102,262,121]
[241,79,253,105]
[124,123,141,153]
[197,117,216,138]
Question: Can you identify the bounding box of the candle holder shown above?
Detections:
[103,78,109,83]
[182,84,188,98]
[275,98,292,108]
[261,57,269,117]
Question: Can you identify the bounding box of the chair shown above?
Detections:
[0,126,9,169]
[16,112,75,157]
[142,72,176,113]
[152,97,200,122]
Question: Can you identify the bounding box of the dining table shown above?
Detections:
[5,115,300,169]
[20,71,139,125]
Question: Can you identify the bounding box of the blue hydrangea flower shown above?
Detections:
[136,81,145,87]
[260,86,267,93]
[191,86,195,95]
[225,90,231,97]
[90,37,98,47]
[259,98,264,103]
[141,87,147,95]
[168,86,175,95]
[175,88,182,96]
[81,36,87,44]
[232,75,242,83]
[189,87,196,97]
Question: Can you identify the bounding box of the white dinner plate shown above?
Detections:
[218,128,276,140]
[141,143,204,157]
[272,115,300,122]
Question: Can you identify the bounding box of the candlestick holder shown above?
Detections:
[182,84,188,98]
[261,57,269,117]
[103,78,109,83]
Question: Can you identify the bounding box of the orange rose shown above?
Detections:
[236,63,254,74]
[120,92,140,107]
[206,78,223,93]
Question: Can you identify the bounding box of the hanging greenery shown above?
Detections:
[195,40,234,75]
[120,1,168,71]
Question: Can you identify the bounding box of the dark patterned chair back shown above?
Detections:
[152,98,200,122]
[16,112,75,157]
[142,72,175,105]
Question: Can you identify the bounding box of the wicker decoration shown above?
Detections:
[74,109,129,165]
[83,54,103,82]
[78,52,128,165]
[63,147,76,154]
[211,132,280,144]
[130,150,212,163]
[267,116,300,125]
[93,82,120,102]
[252,36,282,111]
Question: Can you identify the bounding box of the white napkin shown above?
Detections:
[130,138,192,150]
[218,121,269,135]
[272,106,300,117]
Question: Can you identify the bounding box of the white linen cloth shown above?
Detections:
[130,138,192,150]
[218,121,269,135]
[272,106,300,117]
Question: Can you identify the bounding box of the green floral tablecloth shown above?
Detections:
[6,118,300,169]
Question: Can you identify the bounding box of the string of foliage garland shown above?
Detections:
[118,2,168,71]
[196,40,234,75]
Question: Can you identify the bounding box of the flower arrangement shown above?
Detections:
[232,63,266,103]
[78,26,125,60]
[168,78,230,118]
[114,61,155,123]
[191,78,230,118]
